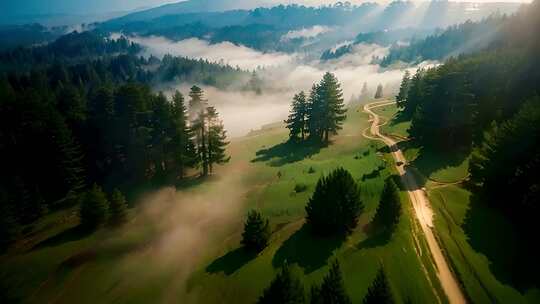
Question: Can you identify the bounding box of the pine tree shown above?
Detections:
[396,71,411,108]
[171,91,197,178]
[374,84,384,99]
[371,179,402,233]
[241,210,271,252]
[192,108,209,176]
[363,267,395,304]
[360,82,369,101]
[307,84,324,142]
[319,72,347,143]
[188,85,206,122]
[109,189,128,226]
[79,184,109,229]
[206,107,230,174]
[286,91,309,141]
[311,260,351,304]
[258,263,305,304]
[306,167,363,235]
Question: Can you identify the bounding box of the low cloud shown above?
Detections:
[130,36,295,70]
[281,25,333,41]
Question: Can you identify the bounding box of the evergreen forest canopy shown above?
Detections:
[0,31,235,246]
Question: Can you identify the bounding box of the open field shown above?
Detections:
[1,106,444,303]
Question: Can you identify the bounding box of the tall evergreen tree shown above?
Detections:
[286,91,309,141]
[363,267,395,304]
[306,167,363,235]
[206,106,230,174]
[396,71,411,108]
[307,84,323,142]
[360,82,369,101]
[319,72,347,143]
[170,91,197,178]
[79,184,109,229]
[242,210,271,252]
[371,179,402,233]
[374,84,384,99]
[258,263,305,304]
[109,189,128,226]
[188,85,206,122]
[311,260,351,304]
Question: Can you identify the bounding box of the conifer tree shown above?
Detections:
[188,85,206,122]
[371,179,402,233]
[374,84,384,99]
[286,91,309,141]
[171,90,197,178]
[311,260,351,304]
[306,167,363,235]
[109,189,128,225]
[242,210,271,252]
[307,84,323,142]
[360,82,369,101]
[319,72,347,143]
[206,107,230,174]
[363,267,395,304]
[258,263,305,304]
[79,184,109,229]
[396,71,411,108]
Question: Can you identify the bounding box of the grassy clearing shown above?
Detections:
[0,106,441,303]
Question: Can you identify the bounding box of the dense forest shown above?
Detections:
[0,31,234,249]
[395,0,539,262]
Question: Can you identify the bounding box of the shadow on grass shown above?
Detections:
[272,224,345,274]
[31,225,93,251]
[463,195,539,292]
[252,141,323,167]
[206,247,257,275]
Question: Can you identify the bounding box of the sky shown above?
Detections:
[2,0,531,17]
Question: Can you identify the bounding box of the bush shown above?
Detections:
[308,167,316,174]
[294,183,308,193]
[305,168,364,235]
[241,210,271,252]
[79,184,109,229]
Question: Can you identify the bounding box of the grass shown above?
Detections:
[1,106,443,303]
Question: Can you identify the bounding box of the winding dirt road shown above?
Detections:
[363,101,467,304]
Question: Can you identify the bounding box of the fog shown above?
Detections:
[281,25,333,41]
[131,35,435,137]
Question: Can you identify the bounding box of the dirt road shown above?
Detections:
[363,101,467,304]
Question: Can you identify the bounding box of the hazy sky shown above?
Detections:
[2,0,531,16]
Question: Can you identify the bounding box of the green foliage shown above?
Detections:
[363,267,395,304]
[294,183,308,193]
[310,260,351,304]
[371,179,402,233]
[257,263,305,304]
[241,210,271,252]
[286,91,309,142]
[470,98,540,224]
[109,189,128,226]
[306,168,363,235]
[395,71,410,108]
[79,184,109,229]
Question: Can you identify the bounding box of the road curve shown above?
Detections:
[363,101,467,304]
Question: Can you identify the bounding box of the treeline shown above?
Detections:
[285,72,347,144]
[0,31,231,249]
[395,0,540,228]
[381,15,510,66]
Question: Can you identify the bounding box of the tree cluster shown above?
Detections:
[79,184,128,230]
[286,72,347,144]
[305,168,364,235]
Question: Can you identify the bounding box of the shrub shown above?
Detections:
[109,189,128,226]
[294,183,308,193]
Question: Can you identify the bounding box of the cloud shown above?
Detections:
[281,25,333,41]
[130,36,295,70]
